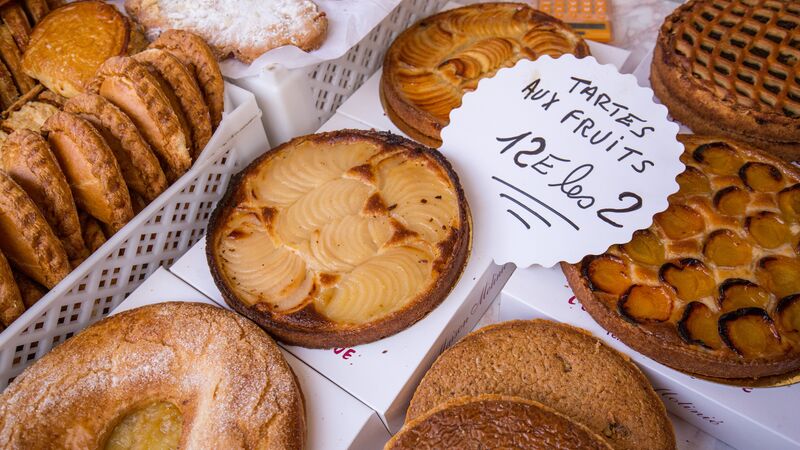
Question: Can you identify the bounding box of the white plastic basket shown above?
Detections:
[0,83,269,388]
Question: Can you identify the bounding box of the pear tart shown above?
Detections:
[564,135,800,380]
[381,3,589,147]
[1,129,87,262]
[208,130,470,348]
[652,0,800,160]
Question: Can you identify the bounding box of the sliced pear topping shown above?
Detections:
[719,279,770,312]
[676,166,710,195]
[584,255,630,295]
[703,229,752,266]
[757,256,800,299]
[747,212,792,249]
[618,285,673,323]
[660,259,715,301]
[778,184,800,221]
[777,294,800,333]
[719,308,781,357]
[740,162,784,192]
[713,186,750,216]
[306,215,393,272]
[654,204,704,240]
[692,142,743,176]
[622,230,664,266]
[678,302,723,349]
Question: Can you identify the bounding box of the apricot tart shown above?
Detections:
[563,135,800,380]
[207,130,470,348]
[380,2,589,147]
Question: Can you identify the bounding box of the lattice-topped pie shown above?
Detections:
[652,0,800,160]
[381,3,589,147]
[563,135,800,381]
[207,130,470,348]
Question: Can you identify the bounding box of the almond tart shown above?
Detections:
[651,0,800,161]
[564,135,800,380]
[381,2,590,147]
[207,130,470,348]
[0,302,306,449]
[387,395,611,450]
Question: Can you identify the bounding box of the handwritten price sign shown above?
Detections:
[440,55,683,267]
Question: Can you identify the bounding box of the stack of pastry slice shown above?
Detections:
[0,1,223,331]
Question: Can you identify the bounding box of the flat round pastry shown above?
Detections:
[0,249,23,328]
[388,394,611,450]
[563,134,800,380]
[86,56,192,181]
[42,111,133,233]
[1,129,87,262]
[0,170,69,288]
[381,2,590,147]
[126,0,327,64]
[207,130,470,348]
[150,30,225,128]
[65,93,168,202]
[2,101,59,133]
[133,48,213,158]
[0,302,306,449]
[21,0,129,98]
[651,0,800,160]
[409,320,674,450]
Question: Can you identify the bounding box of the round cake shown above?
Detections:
[651,0,800,160]
[0,302,305,448]
[381,2,590,147]
[563,134,800,381]
[207,130,470,348]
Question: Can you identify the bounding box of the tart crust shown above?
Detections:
[207,129,471,348]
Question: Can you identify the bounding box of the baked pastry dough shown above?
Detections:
[208,130,470,348]
[0,302,306,449]
[0,59,18,109]
[43,111,133,233]
[22,0,49,24]
[388,395,612,450]
[0,24,34,94]
[381,2,590,147]
[21,0,129,98]
[0,2,30,52]
[79,211,106,253]
[564,135,800,380]
[65,93,167,202]
[0,249,23,328]
[87,56,192,182]
[126,0,327,63]
[1,129,87,262]
[0,170,69,288]
[150,30,225,128]
[134,48,212,158]
[2,100,58,132]
[13,269,46,309]
[652,0,800,160]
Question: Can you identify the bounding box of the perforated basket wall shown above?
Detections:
[308,0,448,122]
[0,84,268,388]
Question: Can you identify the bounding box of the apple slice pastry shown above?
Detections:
[43,111,133,233]
[86,56,191,181]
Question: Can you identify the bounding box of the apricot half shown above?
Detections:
[677,302,722,349]
[622,230,664,266]
[618,285,673,323]
[719,308,781,357]
[660,259,716,301]
[654,205,705,240]
[584,255,631,295]
[692,142,743,176]
[703,229,752,266]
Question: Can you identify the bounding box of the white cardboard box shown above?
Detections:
[112,268,391,450]
[499,266,800,450]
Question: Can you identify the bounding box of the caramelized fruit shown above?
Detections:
[778,184,800,221]
[622,230,664,266]
[654,205,705,240]
[757,256,800,299]
[777,295,800,333]
[678,302,722,349]
[719,279,770,312]
[618,285,673,323]
[676,166,710,195]
[713,186,749,216]
[692,142,742,176]
[584,255,630,295]
[703,230,752,266]
[740,162,784,192]
[719,308,781,357]
[747,212,792,249]
[660,259,716,301]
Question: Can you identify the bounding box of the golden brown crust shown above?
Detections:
[13,269,45,309]
[0,302,306,449]
[133,48,212,159]
[0,57,18,109]
[0,24,34,94]
[2,100,57,133]
[150,30,224,128]
[0,2,30,52]
[207,129,471,348]
[34,87,64,108]
[409,319,675,450]
[78,211,106,253]
[64,93,168,202]
[651,0,800,159]
[381,2,590,147]
[1,129,87,262]
[0,170,69,288]
[43,111,133,233]
[22,0,49,24]
[388,394,612,450]
[86,56,192,182]
[564,134,800,380]
[21,0,129,98]
[0,249,23,328]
